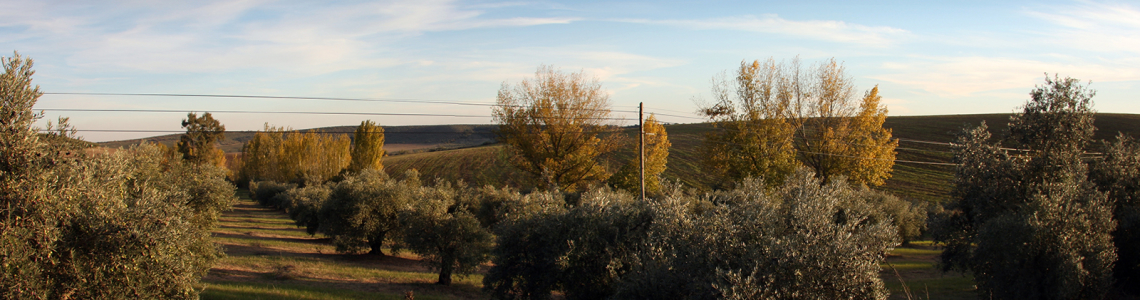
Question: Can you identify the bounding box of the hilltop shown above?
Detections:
[384,113,1140,203]
[98,124,497,154]
[96,113,1140,203]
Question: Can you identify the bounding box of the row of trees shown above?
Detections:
[492,59,896,198]
[238,120,385,186]
[252,165,924,297]
[0,53,236,299]
[932,75,1140,299]
[233,62,922,298]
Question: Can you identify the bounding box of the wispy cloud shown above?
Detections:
[1027,1,1140,54]
[621,14,909,47]
[6,0,578,74]
[872,56,1140,98]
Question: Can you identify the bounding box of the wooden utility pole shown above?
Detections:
[639,102,645,201]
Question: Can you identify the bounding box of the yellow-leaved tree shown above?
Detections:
[348,120,385,173]
[792,60,896,186]
[700,58,896,187]
[609,114,671,196]
[239,125,350,185]
[493,65,618,192]
[700,59,798,187]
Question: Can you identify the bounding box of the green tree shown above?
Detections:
[1091,135,1140,293]
[0,51,60,299]
[484,169,898,300]
[609,114,671,196]
[402,181,494,285]
[493,65,618,191]
[931,75,1115,299]
[349,120,385,173]
[177,112,226,167]
[0,52,233,298]
[319,169,411,255]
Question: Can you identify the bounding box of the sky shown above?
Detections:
[3,0,1139,142]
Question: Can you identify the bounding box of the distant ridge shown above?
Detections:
[97,124,498,154]
[96,113,1140,203]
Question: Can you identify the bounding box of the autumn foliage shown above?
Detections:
[493,65,618,191]
[700,58,896,187]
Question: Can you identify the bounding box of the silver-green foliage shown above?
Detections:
[50,144,232,299]
[319,169,409,255]
[1090,134,1140,293]
[932,76,1116,299]
[249,180,297,208]
[280,184,332,235]
[484,169,897,300]
[1,53,234,299]
[401,181,496,285]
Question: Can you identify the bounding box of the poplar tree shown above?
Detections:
[348,120,385,173]
[700,58,896,186]
[610,114,671,196]
[701,59,798,187]
[493,65,617,191]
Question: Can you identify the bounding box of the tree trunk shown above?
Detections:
[368,232,386,256]
[437,251,455,285]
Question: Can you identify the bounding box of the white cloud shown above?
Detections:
[872,56,1140,98]
[622,14,909,47]
[1027,1,1140,54]
[7,0,578,74]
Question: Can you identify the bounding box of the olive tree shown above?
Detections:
[320,169,411,255]
[931,75,1116,299]
[1090,135,1140,293]
[402,181,494,285]
[485,169,898,300]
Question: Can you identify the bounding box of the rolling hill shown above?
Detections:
[98,113,1140,203]
[387,113,1140,203]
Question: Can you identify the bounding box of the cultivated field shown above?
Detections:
[202,191,974,299]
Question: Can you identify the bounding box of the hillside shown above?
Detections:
[387,113,1140,203]
[98,124,496,153]
[98,113,1140,203]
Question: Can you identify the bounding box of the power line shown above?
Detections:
[37,108,489,118]
[42,92,706,121]
[44,92,501,107]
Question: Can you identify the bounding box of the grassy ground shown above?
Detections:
[882,241,975,300]
[205,191,975,299]
[201,190,484,300]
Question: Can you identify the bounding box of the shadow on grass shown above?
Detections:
[204,268,481,300]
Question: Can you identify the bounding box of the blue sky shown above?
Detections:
[4,0,1138,142]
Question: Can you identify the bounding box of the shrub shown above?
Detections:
[484,168,897,300]
[1,52,232,298]
[249,180,297,208]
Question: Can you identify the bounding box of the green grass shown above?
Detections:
[883,275,976,300]
[203,282,404,300]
